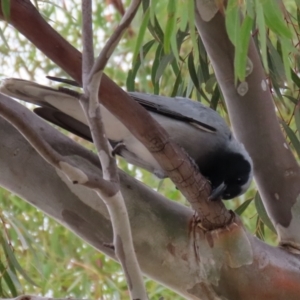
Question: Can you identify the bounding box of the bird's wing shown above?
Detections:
[34,107,92,142]
[129,92,218,133]
[44,76,221,134]
[0,78,87,125]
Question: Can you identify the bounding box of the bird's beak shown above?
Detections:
[208,182,227,201]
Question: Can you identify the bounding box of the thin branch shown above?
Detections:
[80,1,147,299]
[82,0,94,91]
[2,297,84,300]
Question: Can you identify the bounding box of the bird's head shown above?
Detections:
[201,146,253,201]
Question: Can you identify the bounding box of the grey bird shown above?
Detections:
[0,78,253,200]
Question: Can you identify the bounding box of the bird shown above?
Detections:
[0,77,253,200]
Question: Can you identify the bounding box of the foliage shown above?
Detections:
[0,0,300,298]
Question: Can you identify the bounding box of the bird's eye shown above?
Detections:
[236,177,242,183]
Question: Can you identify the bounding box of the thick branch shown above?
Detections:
[194,0,300,248]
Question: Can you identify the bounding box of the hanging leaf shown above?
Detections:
[188,52,200,91]
[255,217,265,240]
[267,38,286,86]
[255,0,268,73]
[0,259,17,296]
[171,68,183,97]
[164,0,177,54]
[261,0,292,38]
[235,198,253,216]
[0,235,38,286]
[1,0,10,20]
[132,8,150,63]
[295,106,300,139]
[210,85,220,110]
[155,53,174,82]
[151,44,163,94]
[254,192,276,233]
[225,0,239,47]
[127,40,156,91]
[149,0,158,25]
[280,38,292,85]
[291,69,300,89]
[187,0,198,57]
[281,120,300,159]
[235,15,253,81]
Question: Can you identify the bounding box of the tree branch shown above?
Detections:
[79,1,147,298]
[194,0,300,249]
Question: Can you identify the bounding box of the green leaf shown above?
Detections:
[283,95,298,105]
[179,1,189,31]
[255,216,265,240]
[267,38,286,86]
[164,0,176,54]
[205,75,216,94]
[1,0,10,20]
[127,40,155,91]
[280,39,292,85]
[225,0,239,46]
[170,30,179,62]
[132,8,150,63]
[187,52,210,102]
[151,44,163,93]
[254,192,276,233]
[235,15,253,81]
[171,68,182,97]
[295,106,300,139]
[245,0,254,18]
[210,85,220,110]
[0,259,17,296]
[148,15,164,45]
[188,52,200,91]
[291,69,300,89]
[0,235,38,286]
[6,268,22,293]
[226,0,253,81]
[255,0,268,73]
[155,53,174,83]
[149,0,158,24]
[281,120,300,159]
[235,198,253,215]
[187,0,198,57]
[261,0,292,39]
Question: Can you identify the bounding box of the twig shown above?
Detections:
[2,296,84,300]
[80,0,147,299]
[82,0,94,90]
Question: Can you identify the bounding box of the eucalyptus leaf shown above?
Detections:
[254,193,276,233]
[281,120,300,159]
[235,198,253,216]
